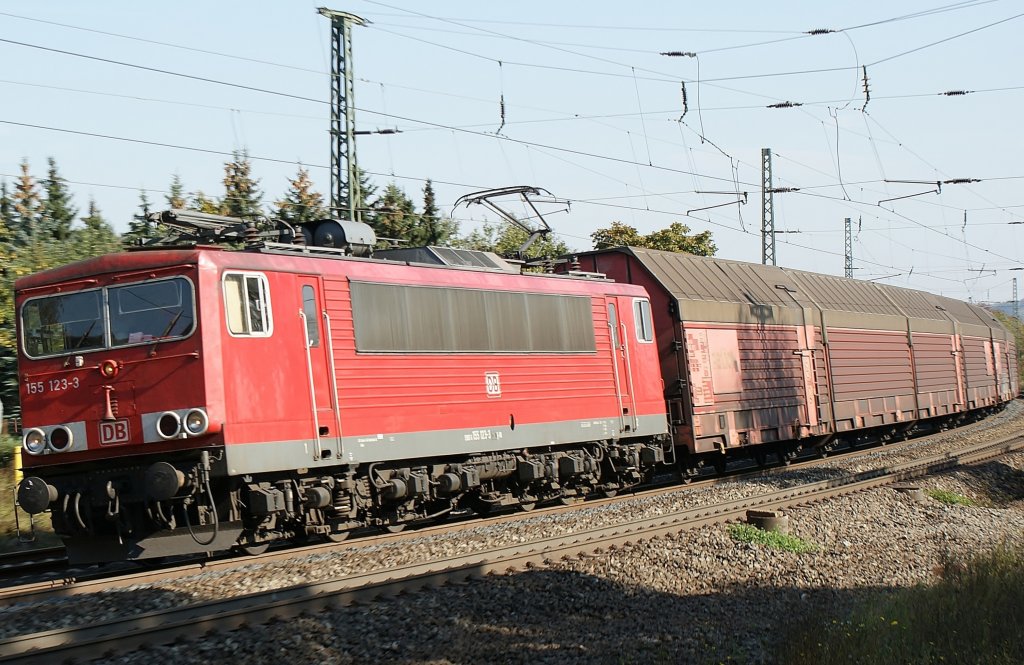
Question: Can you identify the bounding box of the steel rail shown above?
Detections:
[0,433,1020,664]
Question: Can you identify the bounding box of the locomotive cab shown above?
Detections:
[13,253,230,561]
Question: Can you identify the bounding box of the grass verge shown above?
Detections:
[781,543,1024,664]
[927,488,976,506]
[727,523,817,554]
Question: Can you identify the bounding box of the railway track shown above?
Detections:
[0,412,984,606]
[0,429,1019,664]
[0,407,1012,606]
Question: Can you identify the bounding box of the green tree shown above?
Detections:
[353,167,378,225]
[371,182,419,243]
[591,220,716,256]
[418,179,458,246]
[77,199,121,256]
[0,181,12,411]
[0,199,121,416]
[222,149,263,220]
[591,221,643,249]
[166,173,187,209]
[458,220,570,260]
[190,190,223,215]
[10,159,42,247]
[124,189,155,245]
[276,165,327,225]
[40,157,78,241]
[0,181,11,244]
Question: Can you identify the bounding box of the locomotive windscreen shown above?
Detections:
[21,276,195,358]
[350,281,596,353]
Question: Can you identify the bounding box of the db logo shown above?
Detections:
[484,372,502,397]
[99,420,130,445]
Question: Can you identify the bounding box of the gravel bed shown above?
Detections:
[1,403,1022,663]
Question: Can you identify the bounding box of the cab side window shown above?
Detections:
[633,298,653,343]
[301,285,320,347]
[223,272,273,336]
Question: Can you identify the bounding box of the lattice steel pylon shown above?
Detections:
[844,217,853,278]
[319,8,366,222]
[761,148,775,265]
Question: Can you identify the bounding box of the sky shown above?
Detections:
[1,1,1022,304]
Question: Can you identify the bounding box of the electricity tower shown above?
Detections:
[319,8,366,222]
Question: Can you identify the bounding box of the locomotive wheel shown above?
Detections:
[326,530,351,543]
[519,501,537,512]
[601,489,618,499]
[558,496,582,506]
[240,543,269,556]
[383,523,407,534]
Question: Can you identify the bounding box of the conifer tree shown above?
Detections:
[190,191,223,215]
[11,159,42,247]
[166,174,187,209]
[222,149,263,220]
[124,189,155,245]
[0,181,11,244]
[371,182,419,243]
[41,157,78,240]
[353,167,377,225]
[418,179,457,245]
[77,199,121,256]
[276,165,327,225]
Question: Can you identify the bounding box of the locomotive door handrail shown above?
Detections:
[620,322,639,432]
[322,310,344,443]
[607,302,626,432]
[299,310,323,459]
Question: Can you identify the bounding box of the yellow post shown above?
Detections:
[13,446,22,486]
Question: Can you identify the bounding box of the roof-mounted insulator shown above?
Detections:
[861,65,871,112]
[940,90,972,96]
[806,28,835,35]
[767,101,802,109]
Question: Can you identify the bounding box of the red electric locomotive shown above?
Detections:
[14,211,669,563]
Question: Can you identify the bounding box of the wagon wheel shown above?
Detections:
[713,456,727,475]
[753,450,768,467]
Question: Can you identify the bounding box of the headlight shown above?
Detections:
[48,426,73,453]
[183,409,209,436]
[23,429,46,455]
[157,412,182,440]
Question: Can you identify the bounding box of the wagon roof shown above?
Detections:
[579,246,1005,332]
